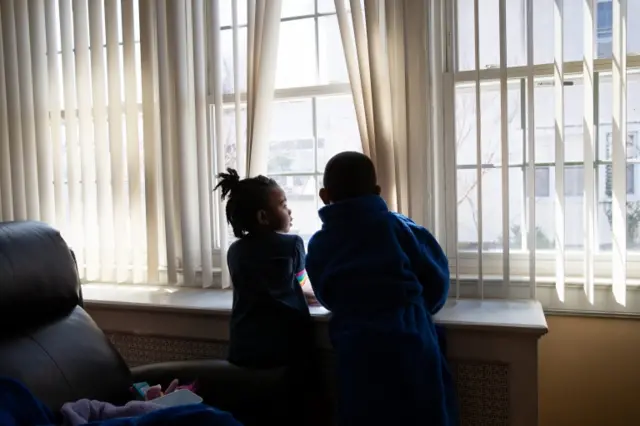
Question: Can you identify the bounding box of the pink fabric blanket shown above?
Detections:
[60,400,163,426]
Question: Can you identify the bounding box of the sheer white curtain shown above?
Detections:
[0,0,282,288]
[244,0,282,176]
[334,0,436,220]
[209,0,282,287]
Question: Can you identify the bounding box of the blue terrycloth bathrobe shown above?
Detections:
[305,195,458,426]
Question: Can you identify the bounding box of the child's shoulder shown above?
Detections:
[229,232,302,254]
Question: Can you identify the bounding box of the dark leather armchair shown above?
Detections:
[0,221,290,426]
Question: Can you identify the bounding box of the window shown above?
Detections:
[535,167,550,197]
[604,132,638,197]
[597,1,613,59]
[451,0,640,306]
[217,0,361,244]
[564,166,584,197]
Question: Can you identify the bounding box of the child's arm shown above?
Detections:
[293,236,318,305]
[395,214,450,315]
[304,235,328,309]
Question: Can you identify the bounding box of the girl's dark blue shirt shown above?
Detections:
[226,232,312,369]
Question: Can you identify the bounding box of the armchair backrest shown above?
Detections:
[0,221,131,409]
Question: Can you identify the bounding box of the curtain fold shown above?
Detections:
[334,0,433,218]
[245,0,282,176]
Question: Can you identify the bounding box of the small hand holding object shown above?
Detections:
[144,379,179,401]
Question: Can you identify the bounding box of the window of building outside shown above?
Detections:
[453,0,640,268]
[216,0,361,244]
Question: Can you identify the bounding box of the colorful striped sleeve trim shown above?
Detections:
[295,269,308,287]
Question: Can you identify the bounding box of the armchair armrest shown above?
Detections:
[130,359,290,426]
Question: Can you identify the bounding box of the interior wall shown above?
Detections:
[539,315,640,426]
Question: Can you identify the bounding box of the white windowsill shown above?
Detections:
[82,284,548,336]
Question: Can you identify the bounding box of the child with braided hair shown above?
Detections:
[214,168,314,368]
[214,169,319,426]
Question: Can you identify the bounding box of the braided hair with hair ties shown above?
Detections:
[214,168,280,238]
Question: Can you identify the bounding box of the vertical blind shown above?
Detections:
[447,0,638,309]
[0,0,282,287]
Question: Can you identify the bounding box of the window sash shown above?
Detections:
[444,0,639,302]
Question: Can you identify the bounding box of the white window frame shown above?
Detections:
[440,0,640,311]
[208,3,353,255]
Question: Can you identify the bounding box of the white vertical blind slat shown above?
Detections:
[430,0,447,244]
[123,0,145,283]
[211,0,230,288]
[422,0,435,232]
[0,6,14,221]
[89,0,116,282]
[29,0,54,225]
[246,0,281,176]
[554,0,566,302]
[156,0,178,283]
[15,0,40,220]
[168,0,200,286]
[498,0,510,294]
[73,0,99,280]
[442,0,459,297]
[473,0,483,298]
[583,0,596,303]
[611,0,627,304]
[526,0,536,299]
[1,0,27,220]
[246,0,255,141]
[193,0,214,288]
[139,0,161,283]
[45,0,67,233]
[60,0,85,275]
[105,0,127,282]
[232,0,243,176]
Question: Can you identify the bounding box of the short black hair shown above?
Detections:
[214,168,279,238]
[322,151,378,202]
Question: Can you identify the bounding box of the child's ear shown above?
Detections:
[374,185,381,195]
[319,187,330,205]
[256,209,269,225]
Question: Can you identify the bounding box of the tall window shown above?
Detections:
[450,0,640,305]
[216,0,360,243]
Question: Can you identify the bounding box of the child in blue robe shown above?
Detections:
[306,152,458,426]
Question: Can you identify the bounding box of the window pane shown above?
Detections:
[532,76,586,164]
[454,80,524,167]
[455,0,625,70]
[563,165,585,249]
[597,165,640,251]
[535,167,550,197]
[221,28,248,95]
[316,96,361,172]
[218,0,248,27]
[535,166,555,250]
[457,167,524,251]
[630,1,640,55]
[268,100,314,174]
[596,1,612,59]
[276,18,317,88]
[272,175,319,242]
[318,15,349,84]
[564,166,584,197]
[281,0,315,18]
[221,106,248,170]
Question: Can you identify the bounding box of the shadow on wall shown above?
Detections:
[539,315,640,426]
